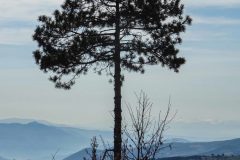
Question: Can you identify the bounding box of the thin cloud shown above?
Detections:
[194,16,240,25]
[183,30,232,42]
[0,28,33,45]
[0,0,64,21]
[0,0,64,45]
[183,0,240,7]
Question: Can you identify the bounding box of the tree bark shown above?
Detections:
[114,1,122,160]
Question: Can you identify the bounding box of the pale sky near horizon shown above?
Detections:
[0,0,240,140]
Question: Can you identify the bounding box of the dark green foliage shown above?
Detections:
[33,0,191,89]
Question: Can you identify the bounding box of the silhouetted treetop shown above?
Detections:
[33,0,191,89]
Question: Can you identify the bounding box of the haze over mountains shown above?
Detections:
[64,138,240,160]
[0,119,112,160]
[0,119,239,160]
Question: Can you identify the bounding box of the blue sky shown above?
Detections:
[0,0,240,141]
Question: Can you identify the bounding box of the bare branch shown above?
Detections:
[123,92,174,160]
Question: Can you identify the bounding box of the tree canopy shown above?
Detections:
[33,0,191,89]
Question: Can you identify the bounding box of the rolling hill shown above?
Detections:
[64,138,240,160]
[0,121,112,160]
[0,119,239,160]
[158,138,240,157]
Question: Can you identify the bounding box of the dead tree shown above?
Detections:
[123,92,174,160]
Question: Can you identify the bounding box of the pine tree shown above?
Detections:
[33,1,191,160]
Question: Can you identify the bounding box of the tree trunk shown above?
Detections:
[114,1,122,160]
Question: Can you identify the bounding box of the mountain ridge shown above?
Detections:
[0,120,112,160]
[0,119,239,160]
[64,138,240,160]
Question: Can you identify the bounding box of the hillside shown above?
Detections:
[64,138,240,160]
[1,120,240,160]
[158,138,240,157]
[159,155,240,160]
[0,121,111,160]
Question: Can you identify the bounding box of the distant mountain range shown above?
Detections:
[0,120,112,160]
[64,138,240,160]
[0,119,239,160]
[159,155,240,160]
[158,138,240,157]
